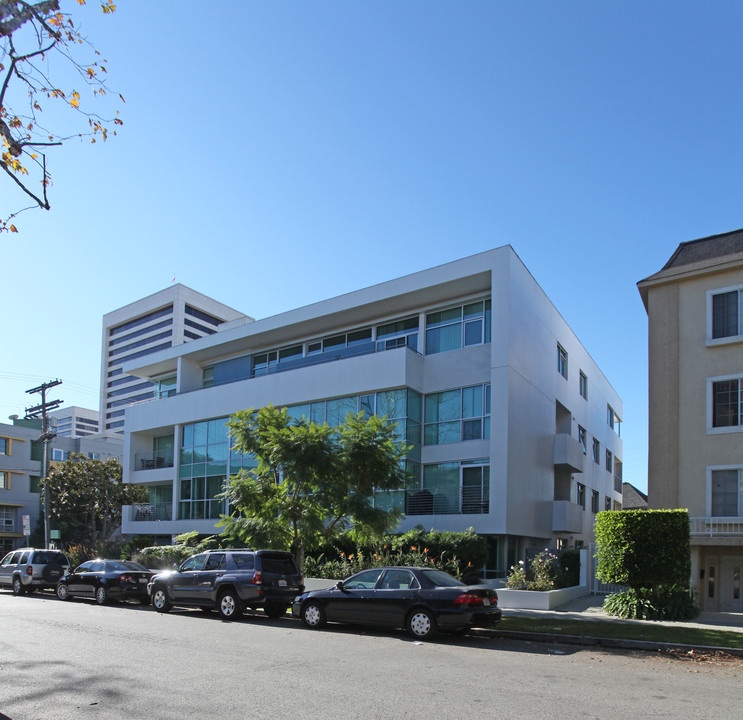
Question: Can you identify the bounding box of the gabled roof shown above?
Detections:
[637,228,743,309]
[621,482,648,511]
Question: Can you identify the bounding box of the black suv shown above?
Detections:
[147,549,303,620]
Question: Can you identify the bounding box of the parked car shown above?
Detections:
[147,549,304,620]
[56,559,154,605]
[0,548,70,595]
[292,566,502,640]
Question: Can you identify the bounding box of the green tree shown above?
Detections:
[43,452,146,546]
[219,406,408,568]
[0,0,123,231]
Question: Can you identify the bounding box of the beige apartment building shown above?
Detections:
[638,229,743,612]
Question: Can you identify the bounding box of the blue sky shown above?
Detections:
[3,1,743,494]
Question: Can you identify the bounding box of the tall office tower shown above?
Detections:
[101,284,249,432]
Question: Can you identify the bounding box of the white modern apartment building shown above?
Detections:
[119,247,623,575]
[638,229,743,611]
[101,285,249,433]
[49,406,100,438]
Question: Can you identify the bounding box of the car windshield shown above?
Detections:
[420,569,465,587]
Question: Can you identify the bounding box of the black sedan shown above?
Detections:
[56,559,154,605]
[292,566,501,640]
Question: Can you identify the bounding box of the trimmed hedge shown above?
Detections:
[595,509,691,590]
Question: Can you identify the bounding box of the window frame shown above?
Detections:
[707,466,743,517]
[557,344,568,379]
[707,285,743,343]
[576,482,586,509]
[579,371,588,400]
[708,375,743,433]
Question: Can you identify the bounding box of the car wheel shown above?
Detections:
[11,576,24,596]
[263,603,287,619]
[301,601,326,629]
[218,590,240,620]
[56,583,70,601]
[151,587,172,613]
[95,586,109,605]
[407,608,437,640]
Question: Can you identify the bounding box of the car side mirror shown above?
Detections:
[336,581,345,591]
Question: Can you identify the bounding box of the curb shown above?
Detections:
[472,628,743,658]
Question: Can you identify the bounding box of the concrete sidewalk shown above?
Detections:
[501,593,743,634]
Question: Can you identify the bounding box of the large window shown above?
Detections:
[711,469,742,517]
[425,299,491,355]
[376,317,418,351]
[711,288,742,339]
[408,461,489,515]
[0,506,14,531]
[424,385,490,445]
[179,418,230,520]
[712,379,742,428]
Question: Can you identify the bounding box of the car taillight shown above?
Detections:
[251,570,262,584]
[119,574,132,582]
[25,565,33,576]
[454,593,484,606]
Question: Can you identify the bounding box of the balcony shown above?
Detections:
[128,503,172,522]
[376,485,489,516]
[690,517,743,538]
[135,451,174,471]
[552,500,583,533]
[553,434,585,473]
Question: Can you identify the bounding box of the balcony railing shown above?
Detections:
[614,475,622,493]
[129,503,172,521]
[690,516,743,538]
[135,451,174,470]
[393,486,489,516]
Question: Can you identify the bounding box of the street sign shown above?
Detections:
[22,515,30,536]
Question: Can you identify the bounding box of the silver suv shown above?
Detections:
[0,548,70,595]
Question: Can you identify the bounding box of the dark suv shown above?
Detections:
[147,549,303,620]
[0,548,70,595]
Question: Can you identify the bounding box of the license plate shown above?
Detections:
[278,579,287,587]
[482,598,490,606]
[139,578,147,584]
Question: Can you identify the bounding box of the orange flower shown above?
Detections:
[424,548,429,553]
[467,561,472,567]
[411,546,417,551]
[340,552,345,557]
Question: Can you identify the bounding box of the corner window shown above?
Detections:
[424,384,490,445]
[425,299,491,355]
[579,371,588,400]
[557,344,568,379]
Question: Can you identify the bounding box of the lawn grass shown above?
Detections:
[499,616,743,650]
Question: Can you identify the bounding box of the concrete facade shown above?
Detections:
[118,247,622,575]
[638,229,743,612]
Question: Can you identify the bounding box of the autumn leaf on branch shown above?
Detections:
[0,0,123,231]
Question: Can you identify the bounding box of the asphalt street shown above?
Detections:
[0,592,741,720]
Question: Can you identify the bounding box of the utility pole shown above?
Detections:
[25,380,62,548]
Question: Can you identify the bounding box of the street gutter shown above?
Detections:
[472,628,743,658]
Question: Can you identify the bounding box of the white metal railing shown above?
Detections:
[689,516,743,537]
